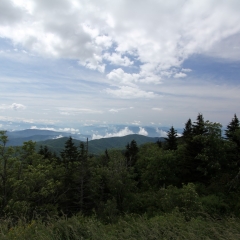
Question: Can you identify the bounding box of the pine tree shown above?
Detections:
[60,137,78,169]
[192,113,207,136]
[165,126,178,150]
[125,140,139,167]
[225,114,240,146]
[183,118,193,142]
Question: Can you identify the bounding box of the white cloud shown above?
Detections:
[31,126,56,131]
[30,126,80,134]
[104,53,133,66]
[174,72,187,78]
[59,128,80,134]
[0,103,26,110]
[138,127,148,136]
[181,68,192,72]
[1,0,239,84]
[156,128,167,137]
[52,134,64,139]
[107,68,139,86]
[0,0,240,127]
[92,127,134,140]
[11,103,26,110]
[78,54,106,73]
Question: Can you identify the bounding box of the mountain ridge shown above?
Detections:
[36,134,164,155]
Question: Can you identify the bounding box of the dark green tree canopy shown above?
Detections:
[61,137,78,166]
[125,140,139,166]
[225,114,240,145]
[192,113,207,136]
[183,118,193,141]
[165,126,178,150]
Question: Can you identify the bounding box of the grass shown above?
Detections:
[1,212,240,240]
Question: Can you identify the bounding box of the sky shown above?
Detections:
[0,0,240,136]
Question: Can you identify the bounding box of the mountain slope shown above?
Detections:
[5,129,89,146]
[36,134,164,155]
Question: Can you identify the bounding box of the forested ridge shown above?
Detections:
[1,113,240,239]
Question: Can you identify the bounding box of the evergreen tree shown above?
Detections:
[125,140,139,167]
[60,137,78,169]
[183,118,193,142]
[38,145,53,159]
[192,113,207,136]
[165,126,178,150]
[225,114,240,147]
[156,139,162,148]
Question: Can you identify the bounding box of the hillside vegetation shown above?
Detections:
[36,134,161,155]
[0,113,240,239]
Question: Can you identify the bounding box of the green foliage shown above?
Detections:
[164,126,178,150]
[137,143,179,190]
[125,140,139,167]
[200,194,229,216]
[183,118,193,142]
[160,183,203,219]
[2,113,240,237]
[2,213,240,240]
[225,114,240,145]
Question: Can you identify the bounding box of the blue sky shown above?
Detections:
[0,0,240,138]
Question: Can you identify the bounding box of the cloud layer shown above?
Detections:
[1,0,240,90]
[0,0,240,129]
[92,127,148,140]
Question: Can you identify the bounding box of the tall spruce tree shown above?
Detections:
[225,114,240,147]
[183,118,193,142]
[192,113,207,136]
[125,140,139,167]
[165,126,178,150]
[61,137,78,169]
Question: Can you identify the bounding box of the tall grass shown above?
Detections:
[1,212,240,240]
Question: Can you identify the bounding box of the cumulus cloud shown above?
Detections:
[59,128,80,134]
[92,127,134,140]
[11,103,26,110]
[107,68,139,86]
[138,127,148,136]
[1,0,239,85]
[104,53,133,66]
[52,135,64,139]
[174,72,187,78]
[156,128,168,137]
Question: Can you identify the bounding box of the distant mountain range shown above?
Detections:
[36,134,163,155]
[4,129,164,155]
[5,129,89,146]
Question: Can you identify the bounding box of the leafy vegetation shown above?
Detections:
[1,113,240,239]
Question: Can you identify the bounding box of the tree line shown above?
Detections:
[0,113,240,222]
